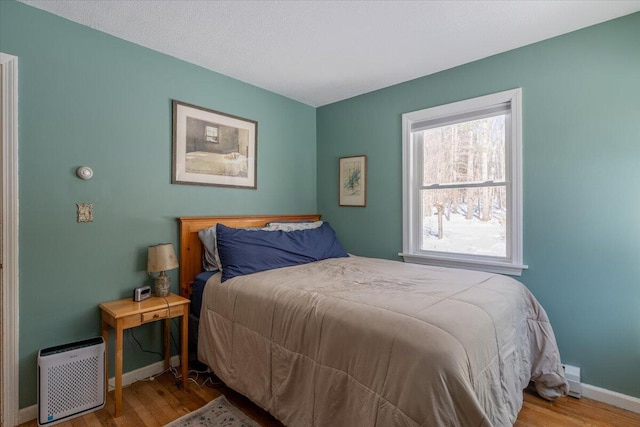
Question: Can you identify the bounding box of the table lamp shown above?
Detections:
[147,243,179,297]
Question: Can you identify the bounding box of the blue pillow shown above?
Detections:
[198,224,267,272]
[216,222,348,282]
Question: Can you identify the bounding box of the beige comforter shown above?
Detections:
[198,256,567,426]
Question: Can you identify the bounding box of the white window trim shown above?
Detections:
[400,88,527,276]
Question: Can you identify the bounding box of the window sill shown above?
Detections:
[399,252,528,276]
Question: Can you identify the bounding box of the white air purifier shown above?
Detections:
[37,336,106,426]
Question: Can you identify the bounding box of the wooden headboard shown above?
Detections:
[177,214,321,298]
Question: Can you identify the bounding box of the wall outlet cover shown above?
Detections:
[77,203,93,222]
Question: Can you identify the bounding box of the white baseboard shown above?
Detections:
[581,383,640,414]
[17,405,37,426]
[18,356,180,424]
[107,355,181,390]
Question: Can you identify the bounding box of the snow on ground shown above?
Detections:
[422,208,506,257]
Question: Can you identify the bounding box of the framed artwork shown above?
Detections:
[172,100,257,188]
[339,155,367,206]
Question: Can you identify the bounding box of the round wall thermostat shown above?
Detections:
[76,166,93,180]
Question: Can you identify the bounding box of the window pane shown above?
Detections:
[420,186,507,257]
[205,125,219,143]
[420,114,506,185]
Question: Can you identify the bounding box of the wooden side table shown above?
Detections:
[99,293,190,417]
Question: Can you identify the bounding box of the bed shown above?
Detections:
[178,215,568,427]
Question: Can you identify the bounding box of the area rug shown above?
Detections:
[165,395,261,427]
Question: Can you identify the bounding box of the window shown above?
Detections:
[401,89,527,275]
[205,125,218,143]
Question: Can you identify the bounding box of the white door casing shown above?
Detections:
[1,51,19,427]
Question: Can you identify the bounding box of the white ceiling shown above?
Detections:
[18,0,640,107]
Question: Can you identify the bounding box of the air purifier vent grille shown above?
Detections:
[45,356,101,415]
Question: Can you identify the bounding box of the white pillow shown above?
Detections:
[197,226,221,272]
[263,220,323,232]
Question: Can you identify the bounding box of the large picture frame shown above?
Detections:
[172,100,257,188]
[339,155,367,207]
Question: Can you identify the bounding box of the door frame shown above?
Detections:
[1,52,19,427]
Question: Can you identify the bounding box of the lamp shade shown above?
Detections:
[147,243,179,273]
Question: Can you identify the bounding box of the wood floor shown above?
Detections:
[19,370,640,427]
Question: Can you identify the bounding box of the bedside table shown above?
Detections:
[99,293,190,417]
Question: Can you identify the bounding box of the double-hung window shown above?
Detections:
[205,125,218,143]
[401,88,527,275]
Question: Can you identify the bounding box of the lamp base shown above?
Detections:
[154,273,171,297]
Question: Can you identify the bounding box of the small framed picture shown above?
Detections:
[172,100,257,188]
[339,155,366,207]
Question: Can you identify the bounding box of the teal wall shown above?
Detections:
[318,13,640,398]
[0,1,316,408]
[3,0,640,410]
